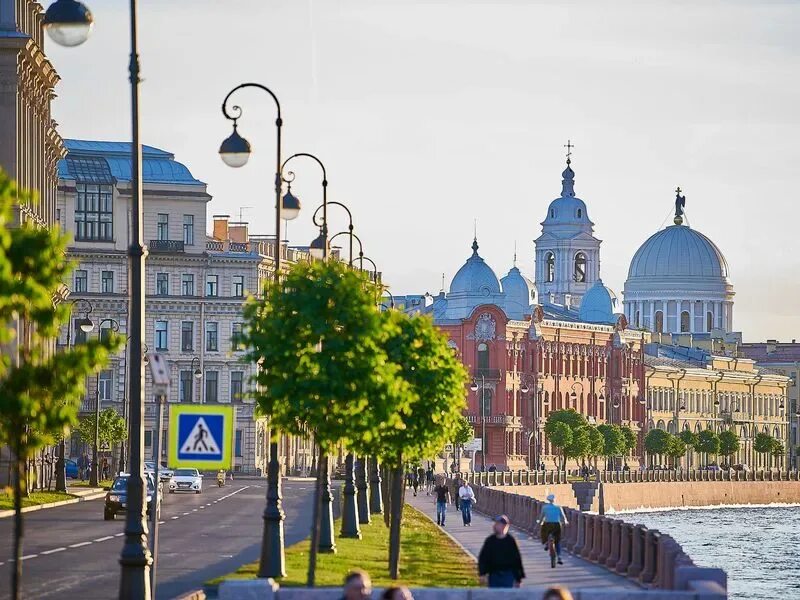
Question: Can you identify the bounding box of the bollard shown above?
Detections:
[640,529,659,585]
[589,514,604,562]
[598,518,612,565]
[627,524,645,578]
[581,514,594,559]
[606,519,622,569]
[564,509,577,552]
[616,522,632,574]
[573,512,586,556]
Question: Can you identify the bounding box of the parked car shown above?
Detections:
[168,468,202,494]
[65,459,78,479]
[733,463,751,472]
[104,473,161,521]
[144,461,173,482]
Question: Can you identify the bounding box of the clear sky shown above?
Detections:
[46,0,799,342]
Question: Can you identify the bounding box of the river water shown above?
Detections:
[621,505,800,600]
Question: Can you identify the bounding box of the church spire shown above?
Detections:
[472,220,479,255]
[674,187,686,226]
[561,140,575,197]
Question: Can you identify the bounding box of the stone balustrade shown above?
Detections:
[451,482,727,594]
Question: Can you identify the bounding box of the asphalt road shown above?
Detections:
[0,478,317,600]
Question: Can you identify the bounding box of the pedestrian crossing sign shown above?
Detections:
[168,405,234,470]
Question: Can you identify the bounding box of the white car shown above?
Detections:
[145,461,173,482]
[169,468,202,494]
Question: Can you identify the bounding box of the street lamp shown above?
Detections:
[520,380,547,470]
[48,1,154,596]
[191,356,202,380]
[220,82,292,578]
[91,318,120,487]
[309,229,327,260]
[280,153,327,257]
[569,382,583,403]
[330,226,362,268]
[470,377,488,471]
[43,0,93,47]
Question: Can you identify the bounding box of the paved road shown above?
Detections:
[406,490,639,591]
[0,478,316,600]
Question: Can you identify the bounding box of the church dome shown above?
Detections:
[501,265,535,319]
[542,161,593,227]
[579,279,618,324]
[449,239,502,296]
[627,225,730,281]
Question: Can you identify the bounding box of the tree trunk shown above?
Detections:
[382,465,391,528]
[12,447,25,600]
[388,459,405,579]
[306,449,326,587]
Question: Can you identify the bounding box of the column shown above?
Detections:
[690,301,696,334]
[649,301,655,331]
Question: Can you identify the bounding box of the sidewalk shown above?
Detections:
[406,490,639,591]
[0,487,105,519]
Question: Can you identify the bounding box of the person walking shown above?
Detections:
[411,469,419,497]
[433,478,450,526]
[477,515,525,588]
[425,466,434,495]
[340,569,371,600]
[538,493,569,565]
[458,479,475,526]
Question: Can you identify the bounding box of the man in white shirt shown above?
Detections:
[458,479,476,526]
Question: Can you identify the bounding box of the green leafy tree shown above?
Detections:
[450,415,473,473]
[565,425,591,468]
[546,421,573,471]
[679,430,699,470]
[369,310,468,578]
[695,429,721,466]
[74,407,127,468]
[0,171,120,600]
[754,433,782,469]
[620,425,638,466]
[586,425,605,470]
[718,430,740,466]
[243,260,408,585]
[666,434,687,467]
[769,438,784,469]
[644,428,671,467]
[597,423,625,470]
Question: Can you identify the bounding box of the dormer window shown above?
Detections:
[545,252,555,283]
[573,252,586,283]
[550,208,555,218]
[577,208,582,218]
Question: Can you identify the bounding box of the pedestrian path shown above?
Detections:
[406,490,639,591]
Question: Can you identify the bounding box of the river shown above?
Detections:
[621,505,800,600]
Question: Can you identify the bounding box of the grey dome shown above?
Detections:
[450,239,501,296]
[542,162,593,227]
[627,225,729,281]
[579,279,617,324]
[501,266,535,319]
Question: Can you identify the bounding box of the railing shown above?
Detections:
[453,482,727,594]
[455,468,800,486]
[148,239,185,253]
[464,414,518,425]
[473,368,501,380]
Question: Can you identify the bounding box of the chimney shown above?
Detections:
[564,294,572,309]
[213,215,230,241]
[228,222,249,243]
[767,340,778,354]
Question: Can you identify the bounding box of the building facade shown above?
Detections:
[57,140,318,475]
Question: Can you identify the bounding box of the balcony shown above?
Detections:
[149,239,185,253]
[465,413,519,426]
[472,368,502,381]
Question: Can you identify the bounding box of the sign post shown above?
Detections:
[148,354,171,600]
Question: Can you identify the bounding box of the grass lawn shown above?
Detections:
[0,490,75,511]
[69,479,113,489]
[209,505,478,588]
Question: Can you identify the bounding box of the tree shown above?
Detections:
[769,439,784,469]
[74,407,127,473]
[546,422,573,470]
[565,425,591,468]
[644,428,671,466]
[0,171,120,600]
[695,429,721,466]
[718,430,740,466]
[450,415,473,472]
[243,260,408,586]
[679,430,698,469]
[755,433,781,469]
[620,425,638,465]
[545,409,586,470]
[597,424,625,470]
[586,425,605,470]
[666,434,687,467]
[370,310,468,579]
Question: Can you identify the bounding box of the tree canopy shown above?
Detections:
[644,428,671,455]
[597,423,625,458]
[718,430,740,458]
[74,408,127,448]
[695,429,721,457]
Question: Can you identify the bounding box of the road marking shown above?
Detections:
[199,506,205,509]
[69,541,92,548]
[41,547,67,555]
[171,516,179,520]
[159,520,166,525]
[114,533,124,537]
[93,536,114,542]
[182,512,190,515]
[192,508,198,512]
[21,554,38,560]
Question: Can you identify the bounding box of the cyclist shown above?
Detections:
[538,493,569,565]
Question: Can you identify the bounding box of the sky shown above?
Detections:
[46,0,800,342]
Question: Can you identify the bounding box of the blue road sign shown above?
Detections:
[169,405,233,469]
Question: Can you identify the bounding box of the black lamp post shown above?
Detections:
[520,380,547,469]
[45,0,153,594]
[469,377,487,471]
[330,228,362,268]
[91,318,120,486]
[220,82,298,579]
[280,154,329,259]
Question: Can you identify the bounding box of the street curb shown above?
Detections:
[0,490,106,519]
[408,502,478,563]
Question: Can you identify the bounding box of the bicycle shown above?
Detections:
[547,532,557,568]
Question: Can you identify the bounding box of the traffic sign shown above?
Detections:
[464,438,482,452]
[168,405,233,470]
[99,441,111,451]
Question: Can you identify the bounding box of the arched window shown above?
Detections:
[546,252,555,283]
[573,252,587,283]
[680,311,690,332]
[577,208,582,218]
[654,311,664,333]
[550,208,555,218]
[477,343,489,370]
[635,310,641,328]
[477,387,493,416]
[706,311,713,332]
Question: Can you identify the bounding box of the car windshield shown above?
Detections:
[111,476,155,493]
[174,469,197,477]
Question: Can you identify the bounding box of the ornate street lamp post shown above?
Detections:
[520,380,547,470]
[469,377,487,471]
[91,318,120,486]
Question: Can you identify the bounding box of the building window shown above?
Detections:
[706,311,713,332]
[577,208,582,218]
[231,323,244,350]
[206,275,218,297]
[634,310,640,328]
[156,272,169,296]
[206,322,218,351]
[101,270,114,294]
[179,370,193,403]
[235,429,243,457]
[183,214,194,245]
[144,430,152,448]
[74,319,88,345]
[545,252,555,283]
[205,371,218,402]
[231,371,244,401]
[232,275,244,297]
[75,183,113,241]
[74,269,88,292]
[550,208,555,218]
[477,387,493,416]
[157,213,169,241]
[574,252,586,283]
[155,320,168,351]
[99,322,115,343]
[477,342,489,370]
[680,311,690,333]
[181,274,194,296]
[181,321,194,352]
[655,311,664,334]
[98,370,113,401]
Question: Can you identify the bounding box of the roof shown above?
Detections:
[627,224,729,281]
[739,343,800,363]
[58,139,204,186]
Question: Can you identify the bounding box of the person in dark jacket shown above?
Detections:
[477,515,525,588]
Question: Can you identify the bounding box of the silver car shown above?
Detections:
[169,468,202,494]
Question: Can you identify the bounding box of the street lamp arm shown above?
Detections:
[359,255,378,273]
[222,83,282,124]
[312,200,352,229]
[280,152,326,185]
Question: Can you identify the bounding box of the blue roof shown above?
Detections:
[58,139,204,186]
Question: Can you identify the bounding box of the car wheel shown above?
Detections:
[169,489,174,494]
[195,490,201,494]
[104,510,114,521]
